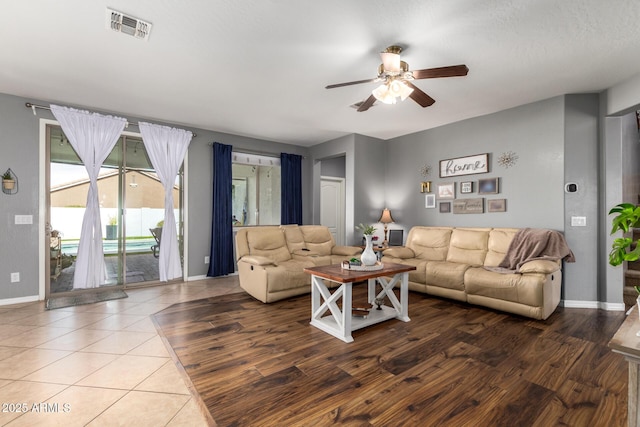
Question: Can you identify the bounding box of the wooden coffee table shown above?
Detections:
[304,262,416,343]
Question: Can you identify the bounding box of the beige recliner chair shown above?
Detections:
[235,226,313,303]
[235,225,362,303]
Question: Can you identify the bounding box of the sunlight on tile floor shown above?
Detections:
[0,276,242,426]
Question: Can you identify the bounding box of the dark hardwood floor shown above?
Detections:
[152,285,629,427]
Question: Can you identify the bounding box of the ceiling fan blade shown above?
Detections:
[411,65,469,80]
[405,82,435,107]
[357,95,377,112]
[326,78,377,89]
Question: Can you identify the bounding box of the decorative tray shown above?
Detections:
[341,261,384,271]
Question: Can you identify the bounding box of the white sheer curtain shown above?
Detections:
[139,122,192,281]
[50,105,127,289]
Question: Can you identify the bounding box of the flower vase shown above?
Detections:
[361,235,377,266]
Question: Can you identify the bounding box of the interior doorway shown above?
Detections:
[320,176,346,245]
[45,124,183,299]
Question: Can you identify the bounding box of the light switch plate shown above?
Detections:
[571,216,586,227]
[15,215,33,225]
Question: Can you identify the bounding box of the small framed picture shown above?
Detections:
[439,202,451,213]
[488,199,506,212]
[425,194,436,208]
[460,181,473,194]
[478,178,499,194]
[437,182,455,199]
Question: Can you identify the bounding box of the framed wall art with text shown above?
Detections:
[439,153,489,178]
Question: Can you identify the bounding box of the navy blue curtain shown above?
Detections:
[208,142,235,277]
[280,152,303,225]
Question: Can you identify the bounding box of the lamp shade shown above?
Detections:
[380,51,401,72]
[378,208,395,224]
[372,84,396,104]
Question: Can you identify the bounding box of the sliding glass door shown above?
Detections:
[46,125,182,297]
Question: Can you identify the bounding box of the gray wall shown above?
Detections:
[320,156,345,178]
[0,92,311,301]
[563,94,600,302]
[384,95,615,304]
[385,97,565,231]
[310,133,387,245]
[0,94,41,299]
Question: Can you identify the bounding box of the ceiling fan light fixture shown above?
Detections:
[389,80,413,101]
[372,84,396,104]
[373,79,413,104]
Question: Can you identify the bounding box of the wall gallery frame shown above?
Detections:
[460,181,473,194]
[478,177,499,194]
[425,194,436,208]
[488,199,507,212]
[437,182,455,199]
[439,202,451,213]
[453,198,484,214]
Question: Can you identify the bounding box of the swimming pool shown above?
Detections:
[61,238,157,256]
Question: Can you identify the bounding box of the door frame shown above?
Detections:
[38,118,190,299]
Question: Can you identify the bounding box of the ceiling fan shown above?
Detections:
[325,45,469,112]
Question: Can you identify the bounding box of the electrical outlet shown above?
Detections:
[204,256,210,264]
[10,272,19,283]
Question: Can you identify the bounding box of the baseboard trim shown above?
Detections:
[187,272,238,282]
[0,295,40,307]
[562,299,626,311]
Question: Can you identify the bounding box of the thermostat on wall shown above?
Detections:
[565,182,578,193]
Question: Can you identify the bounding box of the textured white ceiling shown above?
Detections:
[1,0,640,146]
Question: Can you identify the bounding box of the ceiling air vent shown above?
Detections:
[106,8,152,41]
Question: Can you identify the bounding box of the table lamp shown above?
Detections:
[378,208,395,246]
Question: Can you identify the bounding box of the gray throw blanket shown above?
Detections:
[492,228,575,273]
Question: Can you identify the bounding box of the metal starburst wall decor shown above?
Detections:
[420,164,432,177]
[497,151,519,169]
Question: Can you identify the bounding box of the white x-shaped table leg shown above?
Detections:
[368,272,409,322]
[310,275,353,342]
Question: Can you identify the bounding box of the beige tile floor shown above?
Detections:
[0,276,242,427]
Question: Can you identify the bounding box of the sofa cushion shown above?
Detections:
[281,225,307,253]
[484,228,519,267]
[300,226,335,256]
[406,227,452,260]
[246,227,291,263]
[426,261,469,291]
[446,228,490,266]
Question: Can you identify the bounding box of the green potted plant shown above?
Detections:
[609,203,640,315]
[608,203,640,266]
[2,170,15,191]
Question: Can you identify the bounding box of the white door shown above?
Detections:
[320,177,345,245]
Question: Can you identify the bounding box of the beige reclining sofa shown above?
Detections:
[235,225,362,303]
[382,226,571,320]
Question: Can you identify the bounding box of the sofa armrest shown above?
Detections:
[239,255,278,266]
[383,247,415,259]
[518,260,560,274]
[332,246,363,256]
